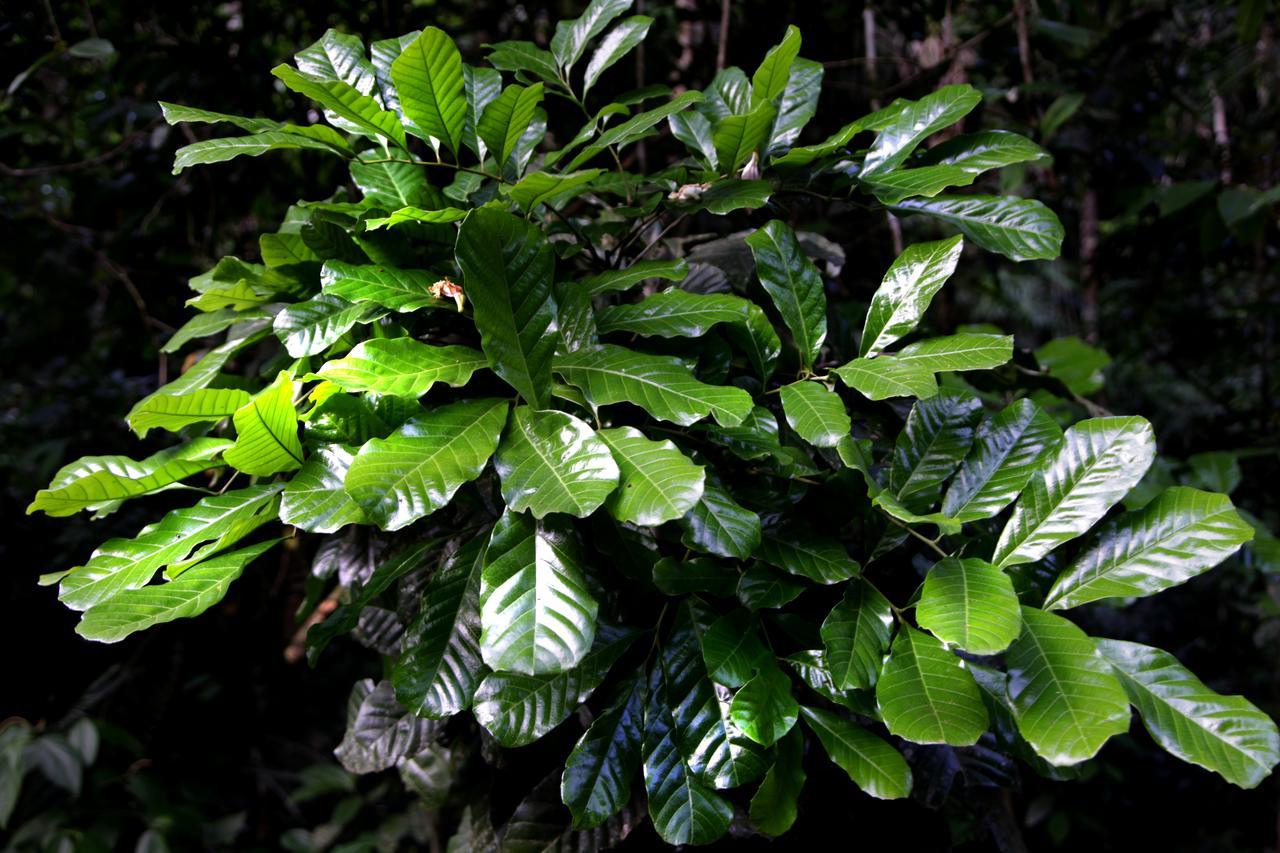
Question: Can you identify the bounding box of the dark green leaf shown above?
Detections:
[915,557,1022,655]
[746,220,827,370]
[876,626,988,745]
[820,579,893,690]
[799,706,912,799]
[942,398,1063,522]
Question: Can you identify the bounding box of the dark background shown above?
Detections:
[2,1,1278,850]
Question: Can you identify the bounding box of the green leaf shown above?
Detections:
[890,390,982,513]
[473,622,637,746]
[730,662,799,746]
[479,513,600,675]
[766,58,823,154]
[295,29,377,95]
[872,491,963,535]
[390,27,466,155]
[581,258,688,296]
[1095,639,1280,789]
[171,130,347,174]
[942,398,1063,522]
[659,604,769,788]
[344,398,507,531]
[993,416,1156,569]
[820,579,894,690]
[1036,335,1111,395]
[280,445,367,533]
[506,169,604,212]
[768,99,905,168]
[1043,487,1254,610]
[363,206,468,230]
[561,675,644,828]
[703,405,782,461]
[751,25,801,106]
[861,84,981,176]
[551,0,633,70]
[780,381,850,448]
[863,165,978,205]
[29,438,230,517]
[350,154,432,208]
[876,625,988,745]
[748,725,805,836]
[597,426,705,526]
[566,91,703,171]
[224,372,304,477]
[669,111,717,167]
[679,476,761,560]
[461,64,502,158]
[583,16,652,96]
[1006,606,1130,765]
[477,83,544,166]
[1187,451,1242,495]
[159,101,280,133]
[486,41,562,88]
[643,662,733,846]
[746,220,827,370]
[495,407,620,519]
[759,533,861,585]
[162,308,264,354]
[652,556,740,598]
[57,484,282,611]
[679,179,774,214]
[700,67,750,121]
[311,338,487,398]
[75,540,277,643]
[737,563,805,611]
[690,606,770,688]
[712,101,777,173]
[321,260,449,312]
[596,288,751,339]
[915,557,1022,655]
[456,208,558,408]
[554,343,753,427]
[393,535,487,719]
[785,650,877,715]
[799,706,912,800]
[894,333,1014,372]
[832,356,939,401]
[891,195,1065,262]
[335,679,439,774]
[918,129,1051,174]
[273,294,380,358]
[859,236,964,357]
[272,64,406,148]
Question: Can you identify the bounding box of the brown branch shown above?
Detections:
[716,0,730,71]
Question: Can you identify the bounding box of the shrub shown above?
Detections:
[30,1,1278,846]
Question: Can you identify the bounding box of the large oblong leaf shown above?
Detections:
[759,533,860,585]
[942,398,1063,522]
[1006,606,1130,766]
[478,513,599,675]
[729,662,799,746]
[748,725,806,836]
[456,208,558,408]
[993,416,1156,569]
[891,195,1065,262]
[746,220,827,370]
[596,288,751,339]
[321,260,450,312]
[915,558,1021,655]
[799,706,911,800]
[859,236,963,357]
[596,426,704,526]
[477,83,544,166]
[126,387,251,438]
[344,398,508,531]
[224,372,305,476]
[551,0,633,70]
[678,476,761,560]
[561,675,644,828]
[860,84,981,176]
[779,381,850,448]
[875,626,988,745]
[820,579,894,690]
[889,390,982,513]
[495,407,620,519]
[311,339,487,398]
[272,65,405,148]
[1044,487,1254,610]
[391,27,466,154]
[280,444,368,533]
[1095,639,1280,789]
[582,16,653,96]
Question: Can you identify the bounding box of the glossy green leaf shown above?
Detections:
[224,372,304,477]
[272,294,381,358]
[766,58,823,154]
[681,179,774,214]
[821,579,894,690]
[456,207,558,408]
[1044,487,1254,610]
[859,236,964,357]
[75,540,278,643]
[583,16,652,96]
[891,195,1065,262]
[918,129,1051,174]
[784,651,878,716]
[321,260,450,313]
[393,535,488,719]
[669,110,717,167]
[890,390,982,513]
[690,605,770,688]
[832,356,939,401]
[679,476,761,560]
[349,154,432,208]
[294,29,377,95]
[391,27,466,155]
[861,84,981,176]
[876,625,988,745]
[759,533,860,585]
[335,679,440,774]
[748,724,805,836]
[730,662,799,746]
[551,0,632,70]
[713,101,777,173]
[736,563,805,611]
[993,416,1156,569]
[915,557,1021,655]
[779,381,850,448]
[799,706,912,800]
[311,338,487,398]
[751,25,801,106]
[363,206,468,230]
[495,407,620,518]
[506,169,603,212]
[1006,606,1130,765]
[159,101,280,133]
[581,258,688,296]
[479,513,599,675]
[746,220,827,370]
[597,426,704,526]
[893,333,1013,372]
[596,288,751,339]
[942,398,1063,523]
[478,83,544,166]
[863,165,979,205]
[1096,639,1280,789]
[272,64,406,148]
[279,445,367,533]
[344,398,508,531]
[561,675,644,828]
[57,484,282,611]
[652,557,740,598]
[171,130,346,174]
[473,622,637,746]
[555,343,752,427]
[703,405,782,461]
[486,40,561,88]
[566,91,703,171]
[871,491,963,535]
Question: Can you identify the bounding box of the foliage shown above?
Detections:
[22,0,1280,849]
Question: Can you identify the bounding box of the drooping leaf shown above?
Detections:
[746,220,827,370]
[860,84,981,176]
[915,557,1022,655]
[555,343,753,427]
[597,426,705,526]
[748,724,806,835]
[779,380,850,448]
[363,206,468,230]
[891,195,1065,262]
[390,27,467,155]
[1095,639,1280,789]
[799,706,912,799]
[495,407,620,519]
[820,579,894,690]
[993,416,1156,569]
[566,91,703,171]
[334,680,440,774]
[729,661,799,746]
[159,101,280,133]
[582,16,653,96]
[344,398,508,531]
[321,260,450,313]
[876,626,988,745]
[889,390,982,513]
[581,258,688,296]
[1006,606,1130,766]
[561,675,644,828]
[596,288,751,339]
[311,338,488,398]
[678,476,761,560]
[479,513,600,675]
[272,64,406,148]
[171,130,347,174]
[224,372,305,477]
[456,207,558,409]
[917,129,1051,174]
[942,398,1063,522]
[551,0,633,70]
[1043,487,1254,610]
[859,236,964,357]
